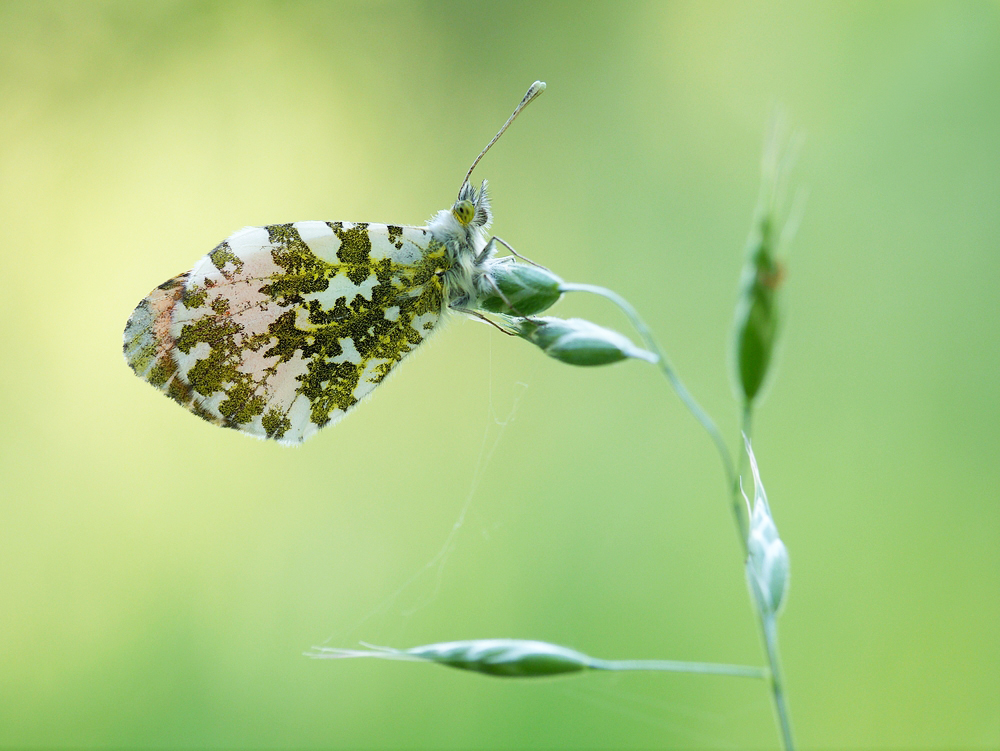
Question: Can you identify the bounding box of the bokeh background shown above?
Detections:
[2,2,998,748]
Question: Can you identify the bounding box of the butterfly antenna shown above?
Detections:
[459,81,546,197]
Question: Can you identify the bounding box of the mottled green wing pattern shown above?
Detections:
[124,221,450,443]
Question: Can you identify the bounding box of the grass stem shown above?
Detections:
[559,283,737,494]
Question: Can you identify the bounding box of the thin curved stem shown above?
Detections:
[559,283,737,493]
[560,282,795,748]
[760,616,794,751]
[591,658,766,679]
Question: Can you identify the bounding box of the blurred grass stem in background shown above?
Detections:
[731,120,801,750]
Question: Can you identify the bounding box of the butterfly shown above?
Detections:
[123,81,546,444]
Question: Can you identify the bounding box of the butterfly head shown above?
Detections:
[427,178,491,259]
[453,179,492,231]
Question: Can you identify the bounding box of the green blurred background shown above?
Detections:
[2,2,998,748]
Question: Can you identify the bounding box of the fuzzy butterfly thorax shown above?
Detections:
[429,179,495,310]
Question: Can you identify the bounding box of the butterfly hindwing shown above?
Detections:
[124,221,450,443]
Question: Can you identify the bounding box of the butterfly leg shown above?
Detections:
[451,305,520,335]
[476,236,552,271]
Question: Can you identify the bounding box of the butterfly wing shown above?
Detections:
[124,221,450,443]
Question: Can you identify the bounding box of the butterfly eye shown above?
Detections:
[452,199,475,225]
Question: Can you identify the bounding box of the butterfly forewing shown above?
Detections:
[124,221,449,443]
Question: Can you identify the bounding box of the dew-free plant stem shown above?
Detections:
[761,615,794,751]
[559,282,737,496]
[563,282,795,750]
